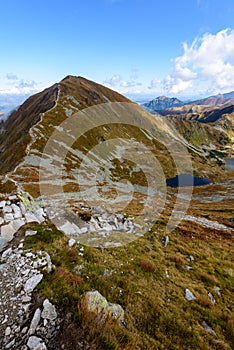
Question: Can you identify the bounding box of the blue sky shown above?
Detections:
[1,0,234,101]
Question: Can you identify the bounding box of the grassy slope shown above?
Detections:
[23,197,234,350]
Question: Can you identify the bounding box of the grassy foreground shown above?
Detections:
[23,210,234,350]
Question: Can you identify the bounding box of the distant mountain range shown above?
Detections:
[142,91,234,113]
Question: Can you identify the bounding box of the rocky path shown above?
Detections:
[0,239,60,350]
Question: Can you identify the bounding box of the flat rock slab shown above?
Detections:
[24,274,43,293]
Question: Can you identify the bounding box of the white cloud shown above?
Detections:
[165,28,234,95]
[103,73,143,92]
[120,80,142,88]
[0,74,42,95]
[16,79,38,89]
[148,78,161,90]
[104,74,122,87]
[6,73,18,81]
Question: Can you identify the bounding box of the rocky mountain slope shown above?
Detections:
[0,76,233,349]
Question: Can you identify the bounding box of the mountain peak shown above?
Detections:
[143,95,184,112]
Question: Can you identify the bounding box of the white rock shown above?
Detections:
[3,205,12,213]
[68,238,76,247]
[1,247,12,259]
[29,308,41,335]
[21,326,28,334]
[0,200,6,208]
[41,299,57,320]
[5,326,11,336]
[0,217,4,225]
[24,274,43,293]
[4,213,14,222]
[59,221,81,235]
[185,288,196,301]
[80,227,88,234]
[8,195,17,201]
[25,230,38,236]
[27,336,47,350]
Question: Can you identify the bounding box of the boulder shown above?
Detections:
[83,290,125,325]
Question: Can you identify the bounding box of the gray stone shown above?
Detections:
[12,218,26,231]
[0,217,4,225]
[24,274,43,293]
[34,208,46,223]
[25,212,41,224]
[41,299,57,320]
[11,203,22,219]
[59,221,81,235]
[29,308,41,335]
[5,339,15,349]
[185,288,196,301]
[0,238,10,252]
[27,336,47,350]
[0,222,16,240]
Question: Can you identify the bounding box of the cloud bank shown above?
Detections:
[1,73,41,95]
[165,28,234,95]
